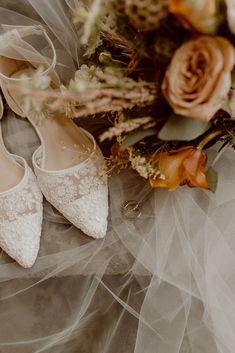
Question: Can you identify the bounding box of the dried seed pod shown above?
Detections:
[125,0,168,32]
[109,0,126,15]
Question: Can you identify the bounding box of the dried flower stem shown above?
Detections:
[81,0,103,44]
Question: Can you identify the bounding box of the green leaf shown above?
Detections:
[231,68,235,89]
[206,167,218,193]
[221,99,232,115]
[158,114,211,141]
[120,128,157,150]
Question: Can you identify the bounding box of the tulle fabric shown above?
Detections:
[0,7,77,83]
[25,0,80,65]
[0,108,234,353]
[0,3,235,353]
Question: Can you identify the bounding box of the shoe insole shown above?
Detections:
[11,68,93,171]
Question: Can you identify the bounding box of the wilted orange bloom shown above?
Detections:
[150,146,209,190]
[168,0,218,34]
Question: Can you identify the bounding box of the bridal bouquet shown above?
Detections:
[14,0,235,192]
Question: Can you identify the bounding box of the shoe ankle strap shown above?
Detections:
[0,25,58,117]
[0,25,57,82]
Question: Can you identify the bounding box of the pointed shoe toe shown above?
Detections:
[0,210,42,268]
[63,186,109,239]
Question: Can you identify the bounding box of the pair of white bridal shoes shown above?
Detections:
[0,25,109,268]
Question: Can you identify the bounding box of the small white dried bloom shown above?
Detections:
[33,67,51,89]
[73,0,118,56]
[129,148,160,179]
[19,66,51,115]
[129,152,149,179]
[69,65,101,93]
[20,67,51,90]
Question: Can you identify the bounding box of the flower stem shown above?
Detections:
[197,130,224,150]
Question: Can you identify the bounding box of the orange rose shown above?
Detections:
[169,0,218,34]
[162,36,235,121]
[150,146,209,190]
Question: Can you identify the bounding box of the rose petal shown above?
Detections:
[162,35,235,121]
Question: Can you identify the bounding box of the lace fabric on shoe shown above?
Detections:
[32,131,108,238]
[0,156,42,223]
[34,150,107,208]
[0,154,43,268]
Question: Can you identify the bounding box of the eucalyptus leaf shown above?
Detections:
[158,114,211,141]
[121,128,157,150]
[221,99,232,115]
[206,167,218,193]
[231,68,235,89]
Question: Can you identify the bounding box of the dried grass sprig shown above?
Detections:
[7,71,159,118]
[100,116,156,141]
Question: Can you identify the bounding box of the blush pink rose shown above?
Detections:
[162,36,235,121]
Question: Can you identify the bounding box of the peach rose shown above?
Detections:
[168,0,218,34]
[162,36,235,121]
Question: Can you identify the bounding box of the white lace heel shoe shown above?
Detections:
[0,25,108,239]
[0,95,43,268]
